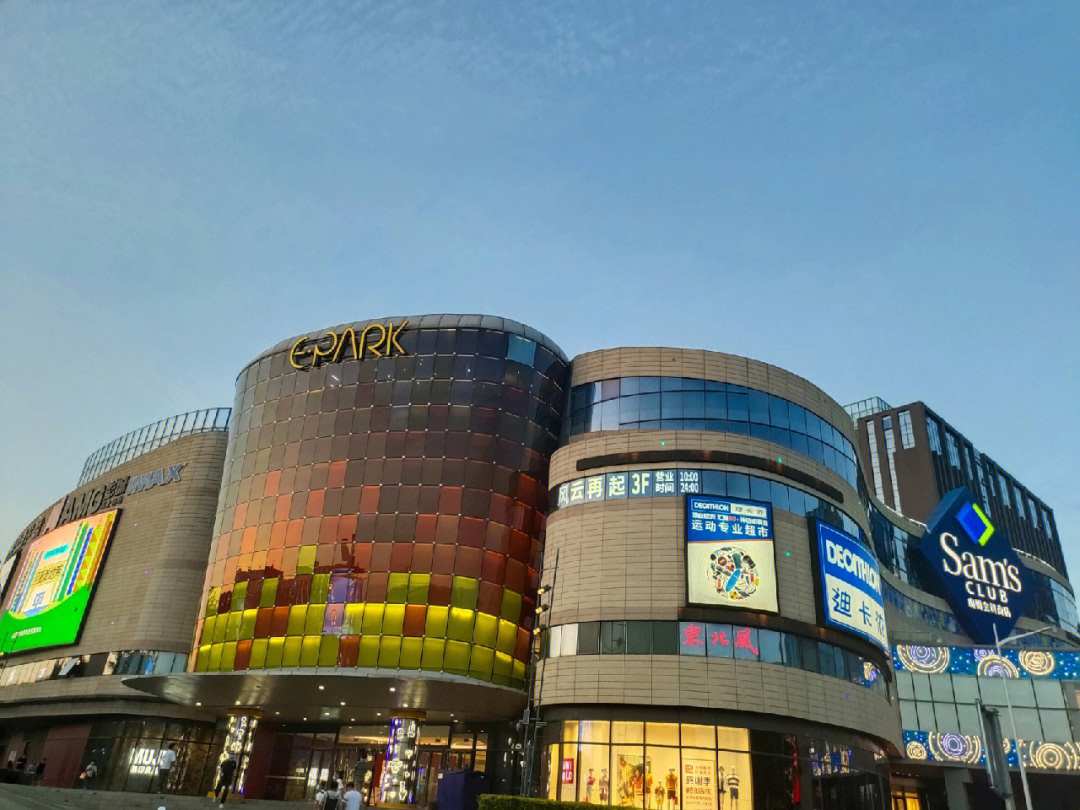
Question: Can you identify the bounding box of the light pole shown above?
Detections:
[993,623,1052,810]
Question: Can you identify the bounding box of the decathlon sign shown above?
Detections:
[918,488,1030,644]
[813,521,888,652]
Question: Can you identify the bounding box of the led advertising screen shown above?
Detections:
[686,495,778,613]
[0,509,118,654]
[813,521,888,652]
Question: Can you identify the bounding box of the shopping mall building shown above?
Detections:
[1,314,1078,810]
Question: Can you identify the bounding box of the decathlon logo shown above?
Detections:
[956,502,994,547]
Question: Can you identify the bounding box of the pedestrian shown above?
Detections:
[324,780,342,810]
[33,758,46,784]
[342,781,363,810]
[214,753,238,807]
[314,779,328,809]
[153,743,177,793]
[14,755,26,771]
[78,761,98,789]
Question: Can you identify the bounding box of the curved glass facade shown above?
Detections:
[78,407,232,485]
[194,318,569,689]
[565,377,859,489]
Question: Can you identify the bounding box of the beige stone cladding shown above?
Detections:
[537,655,902,749]
[538,347,901,752]
[2,430,226,668]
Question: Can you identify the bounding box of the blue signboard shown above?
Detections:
[918,488,1030,644]
[686,496,778,613]
[815,522,888,651]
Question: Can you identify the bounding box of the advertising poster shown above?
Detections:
[612,751,644,808]
[681,754,716,810]
[686,496,778,613]
[0,509,118,654]
[815,522,888,651]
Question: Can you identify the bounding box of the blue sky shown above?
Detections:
[2,2,1078,575]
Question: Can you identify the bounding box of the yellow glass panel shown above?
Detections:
[451,577,478,610]
[287,605,308,636]
[206,587,220,617]
[265,636,285,668]
[421,638,445,670]
[378,636,402,668]
[400,637,423,669]
[500,589,522,622]
[444,640,471,673]
[447,608,475,642]
[296,545,317,576]
[212,615,228,644]
[473,613,498,648]
[425,606,448,637]
[282,635,303,667]
[225,612,242,642]
[496,619,517,654]
[220,642,237,671]
[362,604,384,636]
[240,609,258,640]
[469,644,494,681]
[358,635,380,667]
[201,615,217,645]
[194,645,212,672]
[249,638,268,670]
[207,644,223,671]
[512,658,526,682]
[305,604,326,636]
[383,604,405,636]
[231,581,248,610]
[260,578,279,608]
[407,574,430,604]
[343,604,364,635]
[300,636,321,667]
[387,573,409,603]
[319,635,339,667]
[311,574,330,604]
[493,651,514,682]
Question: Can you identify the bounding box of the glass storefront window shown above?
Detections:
[645,723,679,746]
[613,722,645,745]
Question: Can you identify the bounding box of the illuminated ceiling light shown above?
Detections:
[303,717,308,721]
[275,711,280,715]
[388,687,396,692]
[234,700,241,706]
[318,685,325,691]
[376,712,382,717]
[195,702,202,707]
[340,701,346,706]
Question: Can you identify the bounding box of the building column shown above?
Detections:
[942,768,971,810]
[381,712,425,806]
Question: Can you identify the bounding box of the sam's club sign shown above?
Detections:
[918,488,1030,644]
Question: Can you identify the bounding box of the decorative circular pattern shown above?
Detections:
[1020,650,1057,677]
[707,546,761,602]
[977,654,1020,678]
[1030,742,1074,771]
[905,741,927,761]
[928,732,981,765]
[896,645,950,674]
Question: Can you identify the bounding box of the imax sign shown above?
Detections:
[918,487,1030,644]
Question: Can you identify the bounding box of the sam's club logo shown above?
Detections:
[918,488,1029,644]
[956,502,994,547]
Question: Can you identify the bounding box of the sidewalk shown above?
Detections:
[0,784,310,809]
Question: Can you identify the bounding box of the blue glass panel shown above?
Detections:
[750,423,771,441]
[638,376,661,393]
[639,393,661,421]
[682,392,705,419]
[750,476,771,502]
[771,481,790,512]
[790,432,809,456]
[704,392,725,419]
[727,473,750,498]
[661,377,684,392]
[701,470,726,496]
[727,393,749,421]
[788,403,807,433]
[748,391,770,424]
[660,392,684,419]
[621,377,641,395]
[769,395,789,428]
[619,395,642,425]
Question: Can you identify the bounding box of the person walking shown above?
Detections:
[33,759,46,784]
[78,761,98,789]
[214,753,238,807]
[342,780,363,810]
[152,744,177,794]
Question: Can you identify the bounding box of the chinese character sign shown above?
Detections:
[815,522,888,652]
[686,496,778,613]
[681,755,717,810]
